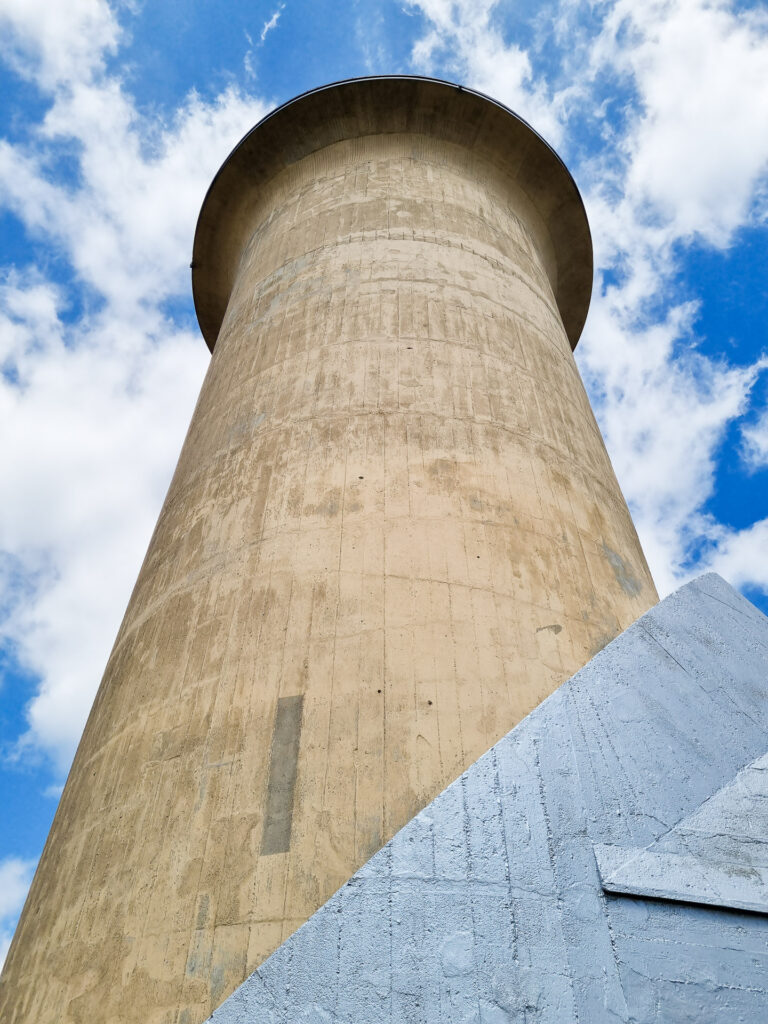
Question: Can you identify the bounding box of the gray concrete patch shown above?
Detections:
[260,694,304,855]
[208,573,768,1023]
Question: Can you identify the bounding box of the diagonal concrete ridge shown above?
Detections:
[208,573,768,1023]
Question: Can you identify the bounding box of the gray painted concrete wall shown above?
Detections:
[208,574,768,1023]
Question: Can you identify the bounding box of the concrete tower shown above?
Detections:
[0,77,657,1024]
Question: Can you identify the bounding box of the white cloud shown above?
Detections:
[577,0,768,593]
[579,287,767,595]
[261,4,285,42]
[0,81,268,313]
[0,856,36,970]
[592,0,768,246]
[0,856,34,919]
[405,0,563,144]
[0,1,270,772]
[741,407,768,471]
[0,283,207,770]
[0,0,120,88]
[704,517,768,590]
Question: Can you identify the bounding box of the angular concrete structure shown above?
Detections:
[0,77,657,1024]
[207,574,768,1024]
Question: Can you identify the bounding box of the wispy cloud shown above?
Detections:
[260,3,285,42]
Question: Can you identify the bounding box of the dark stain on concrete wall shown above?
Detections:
[602,542,643,597]
[261,695,304,855]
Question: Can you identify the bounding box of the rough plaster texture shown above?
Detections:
[0,78,657,1024]
[208,573,768,1024]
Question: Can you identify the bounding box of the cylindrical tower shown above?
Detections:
[0,78,657,1024]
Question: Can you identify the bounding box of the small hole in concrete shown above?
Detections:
[358,475,364,479]
[427,700,433,705]
[377,689,382,694]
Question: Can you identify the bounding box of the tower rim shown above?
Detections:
[191,74,593,352]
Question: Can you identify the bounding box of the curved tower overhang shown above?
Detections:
[192,76,593,352]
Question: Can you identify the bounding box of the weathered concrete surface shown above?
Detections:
[208,574,768,1023]
[0,77,657,1024]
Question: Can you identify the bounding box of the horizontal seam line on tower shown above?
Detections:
[108,553,631,665]
[175,394,609,466]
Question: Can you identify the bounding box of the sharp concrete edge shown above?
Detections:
[207,573,768,1023]
[595,748,768,913]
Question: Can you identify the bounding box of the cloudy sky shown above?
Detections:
[1,0,767,964]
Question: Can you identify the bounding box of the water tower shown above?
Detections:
[0,77,656,1024]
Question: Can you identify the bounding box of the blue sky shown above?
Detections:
[1,0,767,964]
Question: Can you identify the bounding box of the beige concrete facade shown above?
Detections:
[0,78,657,1024]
